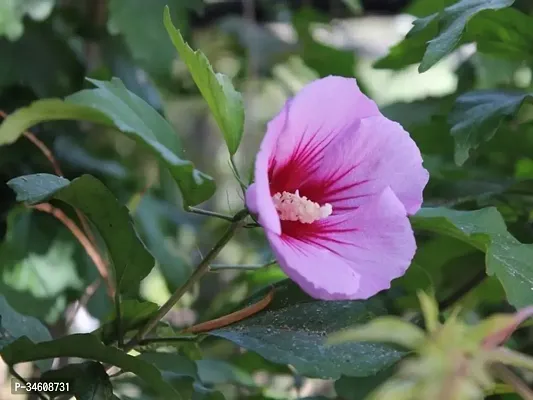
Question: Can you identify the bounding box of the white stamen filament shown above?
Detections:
[272,190,333,224]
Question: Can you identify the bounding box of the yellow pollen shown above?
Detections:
[272,190,333,224]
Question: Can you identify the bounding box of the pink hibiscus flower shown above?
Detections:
[246,76,429,300]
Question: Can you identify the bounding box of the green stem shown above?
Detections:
[209,260,276,271]
[114,293,123,348]
[186,206,235,222]
[138,335,197,346]
[230,155,248,192]
[124,209,248,351]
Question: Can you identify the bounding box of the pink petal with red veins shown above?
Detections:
[267,188,416,299]
[299,115,428,215]
[246,76,380,233]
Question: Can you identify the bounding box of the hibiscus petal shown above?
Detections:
[246,76,380,232]
[302,115,429,215]
[266,188,415,300]
[266,233,362,300]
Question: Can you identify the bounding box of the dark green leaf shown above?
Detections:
[412,207,533,309]
[208,280,405,379]
[99,299,159,344]
[0,78,216,207]
[108,0,191,83]
[449,90,533,165]
[1,334,182,398]
[0,294,52,371]
[418,0,515,72]
[0,20,84,97]
[375,0,517,71]
[0,209,83,323]
[196,359,256,388]
[335,367,396,400]
[42,362,115,400]
[164,6,245,155]
[7,173,155,294]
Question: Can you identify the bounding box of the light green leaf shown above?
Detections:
[209,280,405,379]
[7,173,155,294]
[164,6,245,155]
[328,317,426,350]
[0,78,216,207]
[449,90,533,165]
[1,334,182,398]
[412,207,533,309]
[0,100,112,147]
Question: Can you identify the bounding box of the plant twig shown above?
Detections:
[115,293,123,348]
[31,203,115,297]
[186,206,236,222]
[65,279,101,330]
[0,110,99,249]
[138,335,197,346]
[183,288,274,334]
[123,209,248,351]
[9,366,49,400]
[209,259,276,271]
[492,363,533,400]
[438,269,487,311]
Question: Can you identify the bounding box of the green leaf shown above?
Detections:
[374,0,517,71]
[163,6,245,155]
[0,0,55,40]
[0,100,112,147]
[99,299,159,344]
[1,334,182,398]
[0,78,216,207]
[0,209,83,323]
[418,0,515,72]
[328,317,426,350]
[0,294,52,371]
[0,20,84,97]
[196,360,256,388]
[412,207,533,309]
[108,0,192,83]
[42,362,116,400]
[448,90,533,165]
[7,173,155,294]
[208,280,405,379]
[335,368,396,400]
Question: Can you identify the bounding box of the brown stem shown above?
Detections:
[183,288,274,334]
[65,279,102,329]
[32,203,114,297]
[492,363,533,400]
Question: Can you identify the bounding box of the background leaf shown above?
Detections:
[413,207,533,309]
[7,173,154,294]
[1,334,183,398]
[0,78,216,207]
[449,90,533,165]
[208,280,405,379]
[164,6,245,155]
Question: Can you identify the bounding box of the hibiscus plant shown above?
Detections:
[1,0,533,399]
